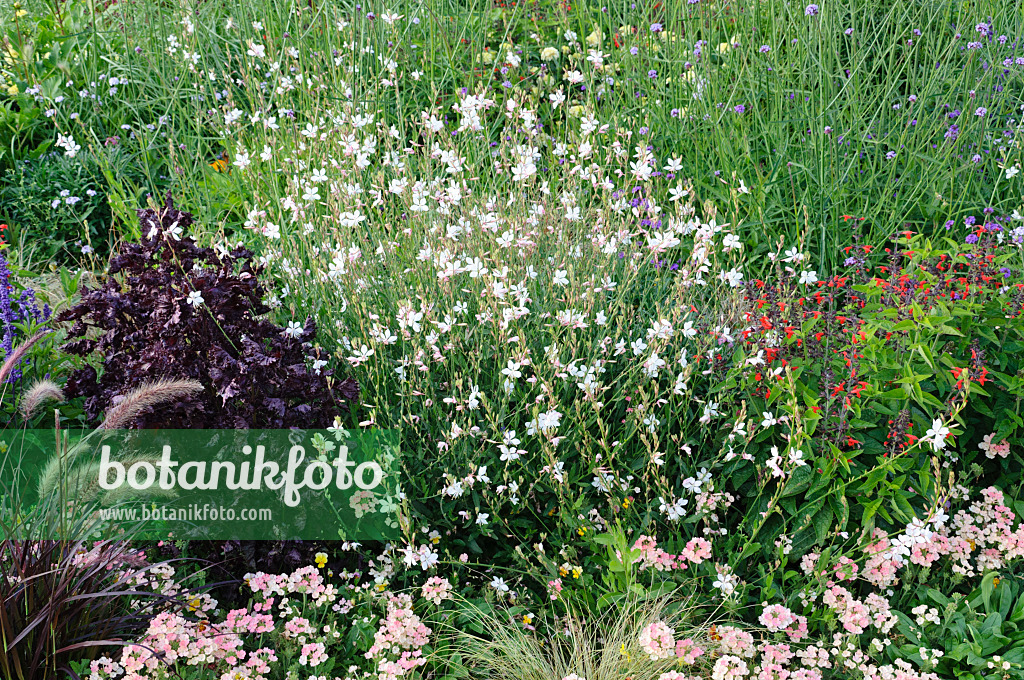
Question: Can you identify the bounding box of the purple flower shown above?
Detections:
[734,104,745,113]
[844,27,853,35]
[975,107,987,117]
[648,69,658,78]
[0,254,49,382]
[759,45,771,53]
[805,4,819,15]
[650,23,663,33]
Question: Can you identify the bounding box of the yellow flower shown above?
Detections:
[522,614,533,625]
[585,29,603,47]
[577,526,588,536]
[315,551,328,568]
[572,567,582,579]
[994,577,1001,587]
[718,42,731,54]
[376,582,388,592]
[187,596,202,612]
[622,498,631,509]
[540,46,559,62]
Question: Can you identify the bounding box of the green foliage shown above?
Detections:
[0,149,149,264]
[894,575,1024,679]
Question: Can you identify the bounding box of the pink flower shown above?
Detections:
[675,637,705,664]
[639,621,676,660]
[758,603,796,632]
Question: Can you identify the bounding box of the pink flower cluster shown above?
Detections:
[88,564,352,680]
[859,486,1024,586]
[421,575,453,605]
[757,604,808,640]
[639,621,676,660]
[632,535,712,572]
[366,593,432,680]
[92,610,250,680]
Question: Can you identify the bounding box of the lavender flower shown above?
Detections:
[0,253,50,383]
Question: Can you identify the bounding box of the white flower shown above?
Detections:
[501,360,523,380]
[283,321,304,339]
[348,344,374,366]
[1007,165,1020,179]
[186,291,205,307]
[923,418,950,451]
[720,268,743,287]
[490,576,509,592]
[511,161,536,182]
[798,270,818,285]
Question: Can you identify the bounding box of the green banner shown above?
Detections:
[0,428,401,541]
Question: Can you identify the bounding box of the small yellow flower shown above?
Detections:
[522,614,533,625]
[994,577,1002,587]
[314,552,328,568]
[187,596,202,612]
[376,582,388,592]
[572,567,582,579]
[577,526,588,536]
[622,498,631,509]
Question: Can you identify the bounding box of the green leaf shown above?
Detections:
[781,465,814,497]
[812,506,833,545]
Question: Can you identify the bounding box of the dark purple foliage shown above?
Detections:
[58,194,358,428]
